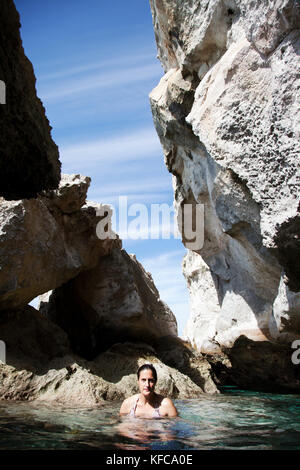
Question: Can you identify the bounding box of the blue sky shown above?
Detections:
[15,0,190,336]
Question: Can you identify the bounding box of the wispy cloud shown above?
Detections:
[87,193,172,206]
[142,249,186,265]
[39,52,158,81]
[88,179,170,198]
[40,63,162,102]
[60,127,163,169]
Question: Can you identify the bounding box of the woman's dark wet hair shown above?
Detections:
[137,364,157,382]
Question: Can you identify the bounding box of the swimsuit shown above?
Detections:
[129,397,161,418]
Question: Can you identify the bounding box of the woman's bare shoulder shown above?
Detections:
[159,396,178,417]
[119,394,139,414]
[125,393,139,404]
[160,396,174,406]
[154,394,172,405]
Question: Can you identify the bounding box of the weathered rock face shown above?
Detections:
[0,1,220,403]
[149,0,300,364]
[0,169,219,399]
[153,335,218,394]
[0,0,61,199]
[223,335,300,393]
[0,174,118,311]
[0,306,214,404]
[39,247,178,359]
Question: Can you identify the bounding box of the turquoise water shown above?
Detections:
[0,386,300,450]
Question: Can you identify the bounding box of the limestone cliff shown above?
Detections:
[0,173,218,401]
[0,0,60,199]
[0,0,219,402]
[149,0,300,389]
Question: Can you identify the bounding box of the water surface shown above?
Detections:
[0,386,299,450]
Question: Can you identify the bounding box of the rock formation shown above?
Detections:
[0,0,60,199]
[149,0,300,389]
[39,247,178,358]
[4,0,299,402]
[0,0,220,404]
[0,172,218,400]
[0,169,217,399]
[0,174,118,311]
[0,306,212,404]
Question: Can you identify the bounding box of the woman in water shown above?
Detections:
[119,363,178,418]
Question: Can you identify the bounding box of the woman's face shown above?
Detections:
[138,369,156,397]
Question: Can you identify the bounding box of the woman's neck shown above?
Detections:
[139,392,156,406]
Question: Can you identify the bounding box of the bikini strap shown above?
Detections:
[134,397,139,411]
[130,396,139,416]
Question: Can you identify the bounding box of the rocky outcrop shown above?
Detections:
[223,335,300,392]
[0,306,214,404]
[0,172,219,400]
[0,0,220,404]
[0,174,118,311]
[153,335,218,394]
[149,0,300,387]
[0,0,60,199]
[39,247,178,359]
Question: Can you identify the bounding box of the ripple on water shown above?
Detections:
[0,387,300,450]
